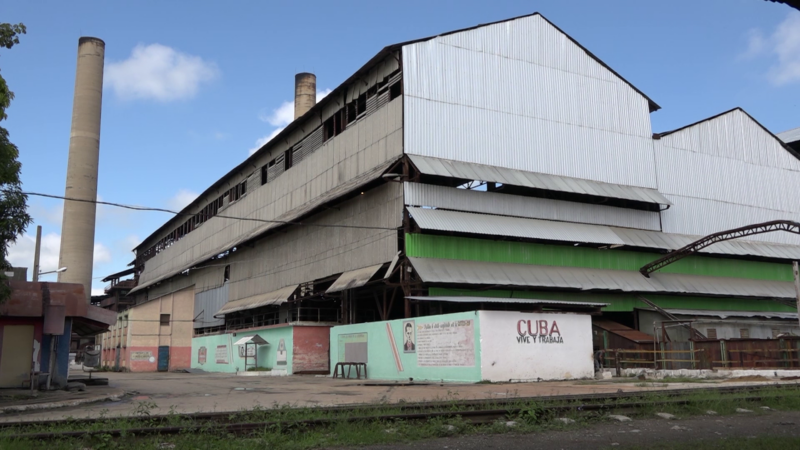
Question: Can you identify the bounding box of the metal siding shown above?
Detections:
[216,284,298,316]
[404,234,794,282]
[408,155,670,205]
[404,182,661,230]
[778,126,800,144]
[326,263,386,293]
[407,206,627,245]
[408,296,607,307]
[194,283,228,329]
[134,99,404,293]
[403,14,657,189]
[409,257,796,299]
[656,109,800,246]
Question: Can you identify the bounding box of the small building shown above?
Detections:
[0,281,115,389]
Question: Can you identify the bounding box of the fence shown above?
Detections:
[599,337,800,372]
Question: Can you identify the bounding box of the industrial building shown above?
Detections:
[98,13,800,379]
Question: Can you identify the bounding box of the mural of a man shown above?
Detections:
[403,321,415,353]
[276,338,287,365]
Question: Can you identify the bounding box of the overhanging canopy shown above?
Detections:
[326,263,386,293]
[233,334,269,346]
[408,257,797,299]
[215,285,298,317]
[407,296,607,308]
[408,155,672,206]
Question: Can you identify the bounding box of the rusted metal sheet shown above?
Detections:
[593,319,654,344]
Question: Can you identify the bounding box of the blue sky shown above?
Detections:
[2,0,799,294]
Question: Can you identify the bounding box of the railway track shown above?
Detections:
[3,383,798,441]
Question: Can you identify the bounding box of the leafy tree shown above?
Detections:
[0,23,32,301]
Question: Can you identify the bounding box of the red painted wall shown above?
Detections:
[125,346,192,372]
[292,326,331,373]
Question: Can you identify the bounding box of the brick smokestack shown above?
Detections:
[294,72,316,120]
[58,37,105,302]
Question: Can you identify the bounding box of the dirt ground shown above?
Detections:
[359,411,800,450]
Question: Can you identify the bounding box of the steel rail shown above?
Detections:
[2,383,795,430]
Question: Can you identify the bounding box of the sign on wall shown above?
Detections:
[338,333,368,363]
[237,345,256,357]
[130,351,152,362]
[215,345,229,364]
[417,319,475,367]
[277,338,287,366]
[402,320,416,353]
[198,347,207,365]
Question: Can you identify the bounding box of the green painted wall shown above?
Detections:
[191,325,294,373]
[429,288,797,313]
[406,234,793,282]
[329,311,482,382]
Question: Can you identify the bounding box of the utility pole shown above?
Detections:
[32,225,42,282]
[794,261,800,330]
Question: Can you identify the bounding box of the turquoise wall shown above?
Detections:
[191,325,294,374]
[329,311,482,382]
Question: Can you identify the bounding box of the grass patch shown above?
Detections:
[246,366,272,372]
[2,387,800,449]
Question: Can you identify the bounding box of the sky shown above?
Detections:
[1,0,799,294]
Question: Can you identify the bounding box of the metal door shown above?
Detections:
[0,325,34,388]
[157,346,169,372]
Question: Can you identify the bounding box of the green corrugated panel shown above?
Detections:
[428,287,797,313]
[406,234,793,282]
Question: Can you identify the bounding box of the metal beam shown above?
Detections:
[640,220,800,277]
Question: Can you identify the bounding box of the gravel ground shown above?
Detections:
[359,410,800,450]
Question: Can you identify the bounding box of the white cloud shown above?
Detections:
[167,189,199,211]
[91,288,106,296]
[105,43,220,101]
[94,242,112,265]
[7,232,61,276]
[741,12,800,85]
[250,88,332,155]
[29,202,63,226]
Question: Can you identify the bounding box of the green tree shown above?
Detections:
[0,23,32,301]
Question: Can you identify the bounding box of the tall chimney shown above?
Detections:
[294,72,316,120]
[58,37,105,302]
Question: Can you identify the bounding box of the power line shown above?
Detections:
[22,191,398,232]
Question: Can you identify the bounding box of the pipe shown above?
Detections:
[294,72,316,120]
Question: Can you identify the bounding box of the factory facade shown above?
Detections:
[98,13,800,378]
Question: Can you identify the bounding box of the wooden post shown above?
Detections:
[32,225,42,282]
[614,350,621,377]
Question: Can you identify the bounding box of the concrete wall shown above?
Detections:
[191,325,294,374]
[330,311,482,382]
[478,311,594,382]
[119,286,194,372]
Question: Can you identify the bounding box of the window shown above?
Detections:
[389,80,402,100]
[706,328,717,339]
[284,149,293,171]
[224,265,230,283]
[261,165,268,185]
[160,314,170,326]
[739,328,750,339]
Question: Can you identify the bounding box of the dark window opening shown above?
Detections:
[356,93,367,118]
[224,265,230,283]
[160,314,170,326]
[323,116,335,141]
[284,149,293,170]
[346,102,357,126]
[261,165,268,185]
[390,82,402,100]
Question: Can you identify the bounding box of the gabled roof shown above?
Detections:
[654,107,800,160]
[136,12,660,253]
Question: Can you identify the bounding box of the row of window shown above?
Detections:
[705,328,786,339]
[140,70,402,263]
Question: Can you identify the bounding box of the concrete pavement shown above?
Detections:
[1,370,796,423]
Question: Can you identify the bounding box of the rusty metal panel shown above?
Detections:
[404,182,662,231]
[292,326,332,373]
[403,14,658,189]
[657,109,800,246]
[43,304,65,335]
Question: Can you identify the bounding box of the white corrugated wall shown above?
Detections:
[402,14,657,189]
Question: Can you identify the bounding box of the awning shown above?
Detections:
[408,207,625,246]
[233,334,269,346]
[407,296,607,308]
[132,155,402,294]
[407,207,800,261]
[655,309,799,320]
[408,155,672,206]
[215,284,298,317]
[408,257,797,299]
[326,263,386,293]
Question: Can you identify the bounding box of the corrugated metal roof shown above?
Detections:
[215,284,298,317]
[408,257,796,299]
[662,309,799,320]
[407,296,607,307]
[408,207,625,245]
[326,263,386,293]
[778,126,800,144]
[233,334,269,345]
[592,319,654,343]
[406,206,800,260]
[408,155,671,206]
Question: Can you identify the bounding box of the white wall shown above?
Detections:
[403,14,657,189]
[478,311,594,382]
